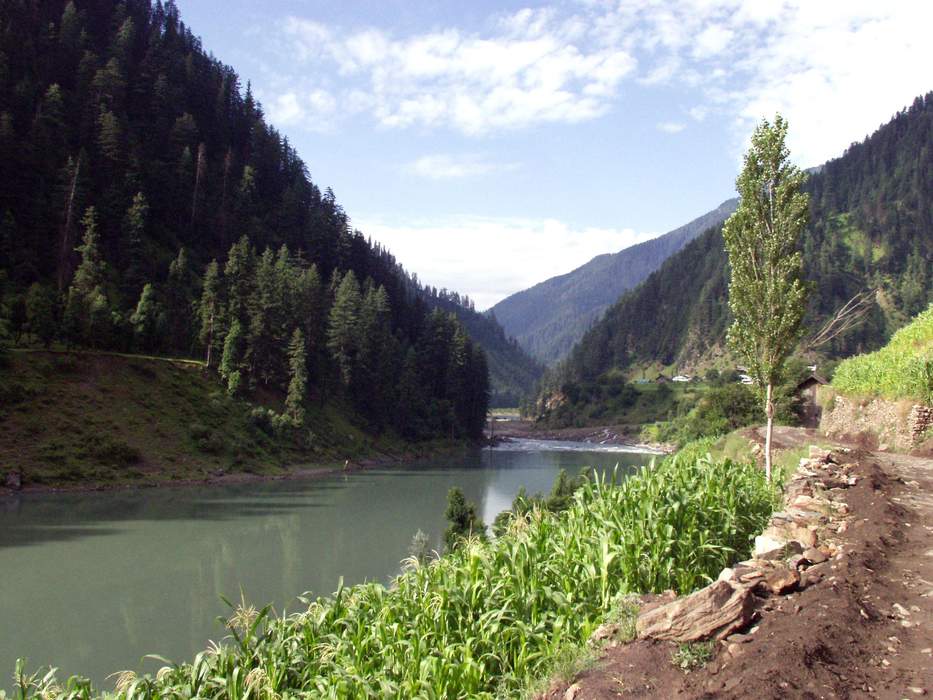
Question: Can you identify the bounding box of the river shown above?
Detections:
[0,439,660,689]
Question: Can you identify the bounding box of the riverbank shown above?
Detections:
[0,350,473,498]
[488,419,675,453]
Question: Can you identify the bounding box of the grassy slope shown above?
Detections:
[832,303,933,403]
[0,351,420,488]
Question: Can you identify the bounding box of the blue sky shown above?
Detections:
[179,0,931,309]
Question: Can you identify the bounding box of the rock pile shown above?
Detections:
[908,404,933,445]
[635,445,855,643]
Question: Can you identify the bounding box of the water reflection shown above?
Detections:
[0,441,654,688]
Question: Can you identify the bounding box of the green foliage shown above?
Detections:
[12,445,776,698]
[554,93,933,395]
[723,114,809,389]
[671,641,714,673]
[833,303,933,404]
[443,487,487,552]
[660,384,763,446]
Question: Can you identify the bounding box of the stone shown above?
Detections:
[803,548,828,565]
[636,580,755,642]
[563,683,582,700]
[717,568,735,582]
[809,446,833,462]
[591,622,619,643]
[761,565,800,595]
[4,470,21,491]
[907,688,925,696]
[892,603,911,619]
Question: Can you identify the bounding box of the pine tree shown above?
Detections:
[220,318,244,396]
[198,260,222,367]
[443,487,486,552]
[327,270,361,386]
[723,115,809,481]
[122,192,148,296]
[285,328,308,425]
[130,283,163,352]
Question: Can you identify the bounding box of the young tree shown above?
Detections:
[220,318,245,396]
[326,270,361,387]
[285,328,308,425]
[25,283,58,347]
[130,283,163,352]
[443,487,486,552]
[723,115,809,481]
[198,260,222,367]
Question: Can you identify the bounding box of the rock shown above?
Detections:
[761,565,800,595]
[837,521,849,534]
[4,470,21,491]
[803,548,828,565]
[892,603,911,619]
[907,688,925,696]
[809,446,833,462]
[591,622,619,643]
[717,568,735,582]
[636,580,755,642]
[564,683,582,700]
[755,536,804,561]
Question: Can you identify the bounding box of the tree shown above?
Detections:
[198,260,222,367]
[285,328,308,425]
[723,115,809,481]
[326,270,361,386]
[443,487,486,552]
[25,283,57,347]
[220,318,245,396]
[129,283,163,352]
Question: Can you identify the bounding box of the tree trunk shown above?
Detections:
[205,310,214,368]
[764,382,774,483]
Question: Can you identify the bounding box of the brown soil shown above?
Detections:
[547,428,933,699]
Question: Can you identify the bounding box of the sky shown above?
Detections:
[178,0,932,310]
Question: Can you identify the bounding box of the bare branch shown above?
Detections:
[804,289,875,350]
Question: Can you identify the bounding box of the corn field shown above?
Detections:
[833,303,933,405]
[8,443,777,700]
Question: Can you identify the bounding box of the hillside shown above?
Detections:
[554,92,933,391]
[0,350,422,488]
[0,0,498,441]
[423,288,543,406]
[490,199,737,364]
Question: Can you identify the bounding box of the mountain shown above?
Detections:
[0,0,491,442]
[490,199,738,364]
[554,92,933,393]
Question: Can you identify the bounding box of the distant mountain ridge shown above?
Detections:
[490,198,738,364]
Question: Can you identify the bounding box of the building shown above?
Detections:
[796,374,829,427]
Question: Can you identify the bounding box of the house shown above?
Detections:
[672,375,692,382]
[738,374,754,385]
[795,374,829,427]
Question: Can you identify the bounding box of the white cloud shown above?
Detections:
[404,154,520,180]
[281,13,636,135]
[357,216,657,310]
[657,121,686,133]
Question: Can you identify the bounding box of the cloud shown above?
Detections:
[357,216,657,310]
[264,87,337,132]
[657,121,686,134]
[280,13,636,135]
[404,154,520,180]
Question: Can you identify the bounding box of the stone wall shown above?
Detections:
[820,390,931,452]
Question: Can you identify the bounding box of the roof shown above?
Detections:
[795,374,828,391]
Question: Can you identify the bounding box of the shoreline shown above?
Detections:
[0,442,474,500]
[488,419,675,454]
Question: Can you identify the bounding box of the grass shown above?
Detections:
[10,441,778,699]
[670,641,714,673]
[832,303,933,404]
[0,351,418,488]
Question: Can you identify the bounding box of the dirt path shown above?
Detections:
[548,430,933,699]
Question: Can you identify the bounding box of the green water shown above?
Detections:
[0,440,657,688]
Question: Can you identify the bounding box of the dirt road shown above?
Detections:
[547,429,933,699]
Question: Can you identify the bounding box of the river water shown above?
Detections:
[0,439,659,688]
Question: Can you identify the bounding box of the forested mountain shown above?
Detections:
[490,199,738,364]
[553,92,933,391]
[0,0,491,439]
[422,287,543,406]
